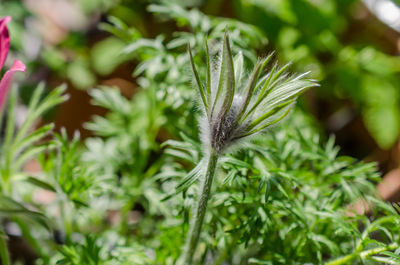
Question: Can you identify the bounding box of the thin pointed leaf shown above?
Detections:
[263,79,316,108]
[11,124,54,160]
[188,44,208,110]
[161,159,204,201]
[265,62,292,94]
[258,63,278,100]
[212,30,235,119]
[205,38,211,106]
[235,61,262,122]
[243,104,294,137]
[242,63,278,121]
[259,52,274,74]
[251,53,275,92]
[26,177,57,192]
[234,51,244,86]
[248,100,294,131]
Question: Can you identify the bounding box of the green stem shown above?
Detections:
[0,236,10,265]
[325,243,398,265]
[179,149,219,265]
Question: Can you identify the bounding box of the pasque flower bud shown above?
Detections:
[188,30,317,154]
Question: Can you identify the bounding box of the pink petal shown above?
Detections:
[0,60,26,110]
[0,16,11,71]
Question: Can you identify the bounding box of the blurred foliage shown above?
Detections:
[1,0,399,149]
[233,0,400,149]
[0,0,400,265]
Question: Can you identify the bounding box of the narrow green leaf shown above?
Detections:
[188,43,208,110]
[235,61,262,123]
[268,62,291,87]
[382,251,400,262]
[175,160,204,191]
[11,124,54,160]
[26,177,57,192]
[205,38,212,106]
[0,236,10,265]
[72,199,89,208]
[161,160,204,201]
[13,142,58,172]
[0,196,50,230]
[234,51,244,86]
[242,60,278,121]
[240,102,293,138]
[211,29,235,119]
[220,156,254,169]
[248,100,293,131]
[258,63,277,99]
[218,29,235,118]
[4,88,17,154]
[222,170,237,185]
[15,84,67,147]
[2,88,18,180]
[26,82,45,115]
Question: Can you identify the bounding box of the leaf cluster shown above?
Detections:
[161,112,400,264]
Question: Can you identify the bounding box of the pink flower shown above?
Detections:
[0,16,26,110]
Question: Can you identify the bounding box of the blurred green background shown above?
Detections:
[2,0,399,161]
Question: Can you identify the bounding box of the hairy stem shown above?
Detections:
[325,243,399,265]
[179,149,219,265]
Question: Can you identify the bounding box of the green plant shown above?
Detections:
[179,30,316,264]
[78,4,400,264]
[160,112,400,264]
[0,84,67,264]
[53,233,151,265]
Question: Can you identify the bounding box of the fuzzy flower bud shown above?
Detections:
[188,30,318,154]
